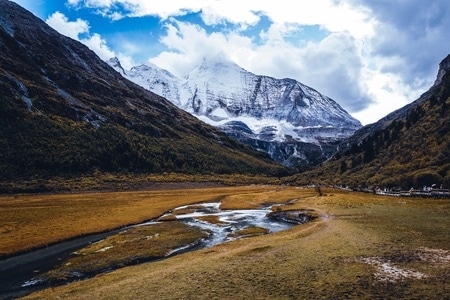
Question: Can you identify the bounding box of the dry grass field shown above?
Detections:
[0,185,275,257]
[1,186,448,299]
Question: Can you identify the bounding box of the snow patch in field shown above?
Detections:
[416,247,450,263]
[360,248,449,283]
[361,257,426,282]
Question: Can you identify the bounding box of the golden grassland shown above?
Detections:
[1,186,448,299]
[0,185,282,257]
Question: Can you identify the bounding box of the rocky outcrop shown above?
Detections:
[434,54,450,87]
[267,209,318,224]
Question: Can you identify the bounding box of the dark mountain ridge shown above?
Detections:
[0,0,288,182]
[287,54,450,189]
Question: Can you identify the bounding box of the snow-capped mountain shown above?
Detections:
[109,57,183,106]
[108,57,362,166]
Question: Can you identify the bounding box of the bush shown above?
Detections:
[413,171,443,187]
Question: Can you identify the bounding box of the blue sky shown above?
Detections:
[11,0,450,125]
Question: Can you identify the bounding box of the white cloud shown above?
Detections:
[258,0,373,39]
[245,30,373,112]
[68,0,374,38]
[82,33,116,62]
[46,11,90,40]
[149,16,439,125]
[353,69,417,124]
[150,20,373,114]
[70,0,382,123]
[351,0,450,123]
[65,0,449,125]
[150,20,253,77]
[199,1,261,27]
[46,12,133,65]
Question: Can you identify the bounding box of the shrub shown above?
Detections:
[413,171,443,187]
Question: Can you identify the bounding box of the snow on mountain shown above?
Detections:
[108,57,362,166]
[108,58,182,106]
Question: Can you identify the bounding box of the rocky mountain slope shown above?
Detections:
[109,57,362,167]
[287,54,450,189]
[0,0,288,183]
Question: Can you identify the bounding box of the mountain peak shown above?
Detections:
[129,62,177,79]
[113,56,362,167]
[108,57,126,76]
[194,56,245,75]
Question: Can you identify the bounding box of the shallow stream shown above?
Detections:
[0,201,309,299]
[157,202,294,248]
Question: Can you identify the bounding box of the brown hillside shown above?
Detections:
[0,0,288,187]
[287,54,450,189]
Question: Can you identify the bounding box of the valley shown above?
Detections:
[0,186,448,299]
[0,1,449,299]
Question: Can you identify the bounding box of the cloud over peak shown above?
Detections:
[37,0,450,124]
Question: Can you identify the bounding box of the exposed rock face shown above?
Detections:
[434,54,450,87]
[109,57,362,166]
